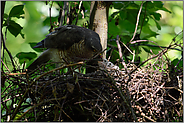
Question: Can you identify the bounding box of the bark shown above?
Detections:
[1,1,5,30]
[89,1,111,59]
[86,1,111,73]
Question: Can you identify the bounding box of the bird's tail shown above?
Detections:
[27,49,51,70]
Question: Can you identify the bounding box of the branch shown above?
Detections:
[129,1,144,43]
[1,31,16,72]
[116,35,128,73]
[75,1,82,25]
[1,1,5,29]
[60,1,69,26]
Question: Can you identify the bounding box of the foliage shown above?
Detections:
[2,1,183,69]
[1,1,183,122]
[3,4,25,38]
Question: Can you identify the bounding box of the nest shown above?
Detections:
[1,51,183,122]
[1,31,183,122]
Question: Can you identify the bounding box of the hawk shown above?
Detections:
[27,25,102,70]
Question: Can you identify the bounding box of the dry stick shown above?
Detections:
[54,103,74,122]
[60,1,69,26]
[129,1,143,43]
[1,59,11,73]
[10,62,84,120]
[139,2,147,35]
[172,30,183,41]
[1,32,16,72]
[130,38,179,76]
[140,113,156,122]
[49,2,52,26]
[115,35,128,73]
[116,35,137,121]
[13,50,103,120]
[34,62,84,81]
[129,47,168,75]
[133,100,157,121]
[107,48,113,61]
[104,69,137,121]
[75,1,83,25]
[120,40,133,54]
[48,1,54,33]
[16,97,66,121]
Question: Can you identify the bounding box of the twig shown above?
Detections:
[75,1,83,25]
[10,62,83,120]
[120,40,133,54]
[129,47,168,75]
[172,30,183,41]
[139,1,147,35]
[34,62,84,82]
[140,112,156,122]
[60,2,69,26]
[49,1,54,33]
[1,59,11,73]
[104,69,138,121]
[129,1,144,43]
[1,31,16,72]
[115,35,128,73]
[16,97,66,120]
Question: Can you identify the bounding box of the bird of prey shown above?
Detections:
[27,25,102,70]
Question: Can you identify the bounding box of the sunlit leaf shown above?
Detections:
[7,20,23,37]
[9,5,24,18]
[16,52,37,62]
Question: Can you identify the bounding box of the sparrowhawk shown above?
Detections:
[27,25,102,70]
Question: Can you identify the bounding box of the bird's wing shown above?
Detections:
[27,49,52,70]
[35,25,89,49]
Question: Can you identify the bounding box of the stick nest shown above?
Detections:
[1,54,183,122]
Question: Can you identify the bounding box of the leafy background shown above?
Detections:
[1,1,183,122]
[1,1,183,71]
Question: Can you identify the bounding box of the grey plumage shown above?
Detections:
[27,25,102,70]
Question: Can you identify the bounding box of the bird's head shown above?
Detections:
[85,31,102,55]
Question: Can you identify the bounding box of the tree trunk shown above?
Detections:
[89,1,111,59]
[86,1,111,73]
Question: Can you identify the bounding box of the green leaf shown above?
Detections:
[20,32,25,39]
[141,46,152,54]
[108,18,121,36]
[155,20,161,30]
[134,1,144,6]
[83,1,91,10]
[144,1,154,9]
[113,2,125,9]
[149,15,161,30]
[152,12,161,21]
[160,7,172,13]
[110,11,119,19]
[54,1,63,7]
[3,20,7,27]
[9,5,24,18]
[119,20,135,33]
[126,3,139,9]
[171,58,183,67]
[3,13,8,19]
[141,24,159,39]
[153,1,163,8]
[126,9,139,24]
[120,10,127,20]
[7,20,23,37]
[29,43,46,52]
[43,17,58,26]
[16,52,37,64]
